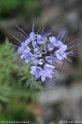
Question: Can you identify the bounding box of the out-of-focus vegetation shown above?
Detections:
[0,43,43,122]
[0,0,41,19]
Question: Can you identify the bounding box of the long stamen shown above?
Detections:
[16,25,28,37]
[60,29,67,40]
[57,28,67,40]
[14,41,21,45]
[36,27,42,34]
[65,57,72,62]
[66,37,72,41]
[49,78,55,87]
[27,76,34,87]
[68,54,77,57]
[67,50,77,57]
[12,35,21,43]
[41,27,44,35]
[68,43,80,49]
[67,39,77,46]
[46,78,52,90]
[67,50,76,55]
[43,30,49,37]
[18,32,27,39]
[32,77,37,87]
[5,41,19,47]
[45,27,55,37]
[63,36,66,43]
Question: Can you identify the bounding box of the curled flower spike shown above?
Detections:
[6,20,78,89]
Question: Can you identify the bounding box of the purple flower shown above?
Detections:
[18,42,30,54]
[55,49,67,60]
[30,66,42,79]
[46,55,55,64]
[41,64,54,81]
[50,36,63,47]
[48,36,63,51]
[30,64,54,82]
[36,34,47,45]
[7,20,78,89]
[59,44,67,51]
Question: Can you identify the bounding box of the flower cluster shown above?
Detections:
[7,21,78,88]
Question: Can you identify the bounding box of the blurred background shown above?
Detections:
[0,0,82,124]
